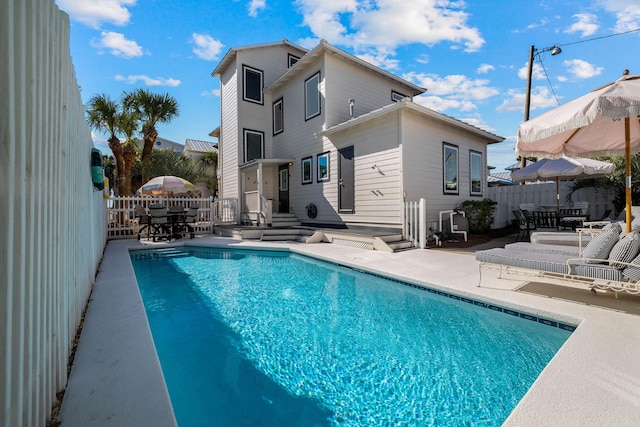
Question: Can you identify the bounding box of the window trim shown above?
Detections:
[391,90,408,102]
[243,129,264,163]
[301,156,313,185]
[305,71,321,121]
[317,151,330,182]
[288,54,300,67]
[242,65,264,105]
[272,97,284,135]
[443,142,459,195]
[469,150,483,196]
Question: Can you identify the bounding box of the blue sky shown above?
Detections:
[55,0,640,172]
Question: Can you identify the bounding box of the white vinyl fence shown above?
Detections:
[1,1,107,426]
[489,182,615,228]
[403,199,428,249]
[107,196,216,239]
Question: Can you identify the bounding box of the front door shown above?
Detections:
[338,146,354,213]
[278,164,289,213]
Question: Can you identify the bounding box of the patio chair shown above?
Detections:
[513,210,536,242]
[181,206,198,239]
[134,205,151,240]
[149,204,171,241]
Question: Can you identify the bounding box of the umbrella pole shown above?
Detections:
[556,178,561,229]
[625,117,632,234]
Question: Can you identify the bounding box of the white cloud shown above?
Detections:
[114,74,181,87]
[596,1,640,32]
[191,33,224,61]
[91,31,143,58]
[565,13,599,37]
[517,62,546,81]
[477,64,494,74]
[201,89,221,97]
[295,0,484,67]
[56,0,136,29]
[405,72,499,110]
[562,59,603,79]
[497,86,558,113]
[248,0,266,17]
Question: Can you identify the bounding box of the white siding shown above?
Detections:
[401,109,489,226]
[0,1,107,425]
[324,53,415,128]
[219,64,238,199]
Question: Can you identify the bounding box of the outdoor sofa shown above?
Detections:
[476,222,640,297]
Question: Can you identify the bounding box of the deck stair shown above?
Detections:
[270,212,301,227]
[375,234,414,252]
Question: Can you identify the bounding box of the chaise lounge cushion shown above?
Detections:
[608,231,640,268]
[581,223,622,263]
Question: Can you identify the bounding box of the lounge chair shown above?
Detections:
[476,223,640,296]
[513,210,536,242]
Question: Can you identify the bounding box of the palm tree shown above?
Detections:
[86,94,126,195]
[118,107,141,195]
[124,89,179,183]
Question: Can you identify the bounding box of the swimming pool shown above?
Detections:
[131,246,573,426]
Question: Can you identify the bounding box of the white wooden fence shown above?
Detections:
[488,182,615,228]
[403,198,428,249]
[1,1,107,425]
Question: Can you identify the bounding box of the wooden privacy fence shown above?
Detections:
[488,182,615,229]
[107,195,216,239]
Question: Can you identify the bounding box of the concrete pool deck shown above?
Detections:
[58,236,640,426]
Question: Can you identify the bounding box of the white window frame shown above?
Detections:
[243,129,264,163]
[391,90,408,102]
[288,54,300,67]
[243,65,263,104]
[273,97,283,135]
[317,152,330,182]
[305,72,321,120]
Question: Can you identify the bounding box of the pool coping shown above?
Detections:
[59,236,640,426]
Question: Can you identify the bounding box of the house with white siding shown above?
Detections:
[212,39,504,232]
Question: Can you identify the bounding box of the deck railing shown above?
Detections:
[107,195,215,239]
[403,198,427,249]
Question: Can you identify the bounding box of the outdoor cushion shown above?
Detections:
[622,253,640,281]
[608,231,640,268]
[581,223,621,263]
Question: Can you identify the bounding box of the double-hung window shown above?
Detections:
[243,65,263,104]
[273,98,283,135]
[470,150,483,196]
[443,143,459,195]
[243,129,264,163]
[305,72,321,120]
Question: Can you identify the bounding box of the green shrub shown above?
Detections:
[458,199,497,234]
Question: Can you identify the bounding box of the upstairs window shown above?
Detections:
[243,129,264,163]
[288,54,300,67]
[273,98,284,135]
[391,90,408,102]
[305,72,321,120]
[243,65,263,104]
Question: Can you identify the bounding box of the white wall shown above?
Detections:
[0,1,107,426]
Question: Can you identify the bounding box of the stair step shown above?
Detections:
[387,241,414,251]
[271,221,302,227]
[380,234,403,242]
[261,229,301,236]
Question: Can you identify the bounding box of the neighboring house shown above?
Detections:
[182,139,218,161]
[154,136,184,153]
[212,39,504,228]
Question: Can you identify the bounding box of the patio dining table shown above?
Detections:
[167,208,189,239]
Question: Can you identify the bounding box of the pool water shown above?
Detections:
[131,247,572,427]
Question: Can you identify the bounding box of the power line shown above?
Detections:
[558,28,640,48]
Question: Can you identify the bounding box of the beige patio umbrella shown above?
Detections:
[517,71,640,233]
[137,175,196,195]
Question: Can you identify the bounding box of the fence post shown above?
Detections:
[419,198,427,249]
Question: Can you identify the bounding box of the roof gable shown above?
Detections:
[266,40,425,96]
[211,39,308,77]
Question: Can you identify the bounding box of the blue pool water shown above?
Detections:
[131,247,572,427]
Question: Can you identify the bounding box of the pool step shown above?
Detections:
[152,248,188,259]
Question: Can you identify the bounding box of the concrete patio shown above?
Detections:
[58,236,640,426]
